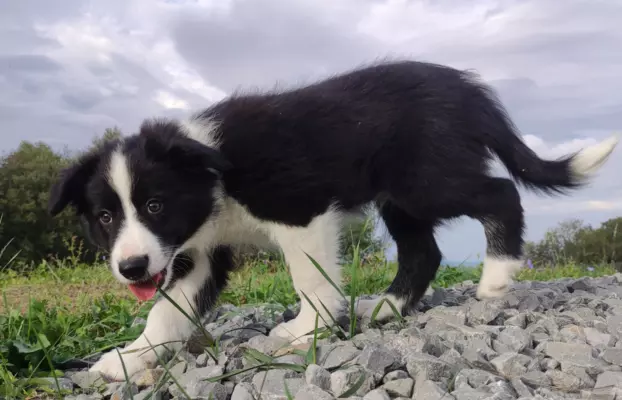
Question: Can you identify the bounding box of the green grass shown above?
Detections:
[0,243,617,398]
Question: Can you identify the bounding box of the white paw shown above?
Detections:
[355,295,405,321]
[476,256,521,300]
[89,347,153,381]
[269,319,317,345]
[476,281,510,299]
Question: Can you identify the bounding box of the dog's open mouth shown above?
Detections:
[128,270,167,301]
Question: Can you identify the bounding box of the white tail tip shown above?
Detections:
[570,134,619,182]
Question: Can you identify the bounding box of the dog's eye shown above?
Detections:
[146,199,163,214]
[99,211,113,225]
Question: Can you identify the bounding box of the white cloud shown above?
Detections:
[154,90,189,109]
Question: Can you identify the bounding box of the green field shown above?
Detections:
[0,246,616,398]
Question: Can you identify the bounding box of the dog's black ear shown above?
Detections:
[169,135,233,174]
[48,151,101,216]
[140,118,233,175]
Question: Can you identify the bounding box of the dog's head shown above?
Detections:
[48,118,232,300]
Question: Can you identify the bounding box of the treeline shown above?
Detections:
[0,129,385,270]
[524,217,621,267]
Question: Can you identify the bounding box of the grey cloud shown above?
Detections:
[0,28,58,54]
[61,90,105,112]
[171,0,383,92]
[0,54,62,75]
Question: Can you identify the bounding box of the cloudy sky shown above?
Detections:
[2,0,621,262]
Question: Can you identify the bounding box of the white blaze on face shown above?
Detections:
[107,150,168,283]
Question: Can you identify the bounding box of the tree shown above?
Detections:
[0,129,124,268]
[524,217,621,267]
[0,142,80,265]
[89,127,123,152]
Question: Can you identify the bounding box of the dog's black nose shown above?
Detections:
[118,255,149,281]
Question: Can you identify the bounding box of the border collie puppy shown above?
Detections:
[49,60,618,379]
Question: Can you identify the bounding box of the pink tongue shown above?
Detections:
[128,273,163,301]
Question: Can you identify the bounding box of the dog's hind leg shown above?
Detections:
[468,178,525,299]
[355,201,442,321]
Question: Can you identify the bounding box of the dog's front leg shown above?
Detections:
[268,212,344,344]
[90,247,232,381]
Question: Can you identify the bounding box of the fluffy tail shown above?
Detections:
[497,133,618,195]
[471,81,619,195]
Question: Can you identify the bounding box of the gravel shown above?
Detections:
[56,273,622,399]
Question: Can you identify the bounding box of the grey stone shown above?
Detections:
[357,343,401,376]
[583,387,617,400]
[130,369,165,388]
[231,382,256,400]
[382,370,409,383]
[196,353,209,367]
[245,335,290,355]
[547,370,591,392]
[169,381,227,400]
[594,371,622,389]
[383,329,428,358]
[521,370,552,387]
[467,300,504,325]
[498,326,531,352]
[295,384,335,400]
[455,368,504,390]
[541,342,595,365]
[412,379,455,400]
[66,395,104,400]
[600,348,622,366]
[37,377,74,391]
[487,380,518,399]
[423,306,467,325]
[585,328,614,348]
[380,378,414,398]
[491,352,532,378]
[253,369,299,391]
[110,383,140,400]
[440,348,470,372]
[461,342,497,373]
[168,361,188,381]
[606,315,622,338]
[511,378,534,398]
[404,353,453,382]
[451,388,492,400]
[331,367,375,397]
[305,364,331,391]
[254,375,305,400]
[570,277,597,294]
[505,313,528,329]
[558,325,588,343]
[363,388,391,400]
[561,362,596,389]
[542,358,560,371]
[134,390,164,400]
[321,344,361,369]
[178,365,224,387]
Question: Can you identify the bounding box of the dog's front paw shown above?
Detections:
[355,295,405,322]
[89,347,153,381]
[269,319,315,345]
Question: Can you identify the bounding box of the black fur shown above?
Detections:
[50,59,599,318]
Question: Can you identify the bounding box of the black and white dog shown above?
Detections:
[49,60,618,380]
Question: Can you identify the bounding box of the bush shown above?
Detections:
[524,217,621,268]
